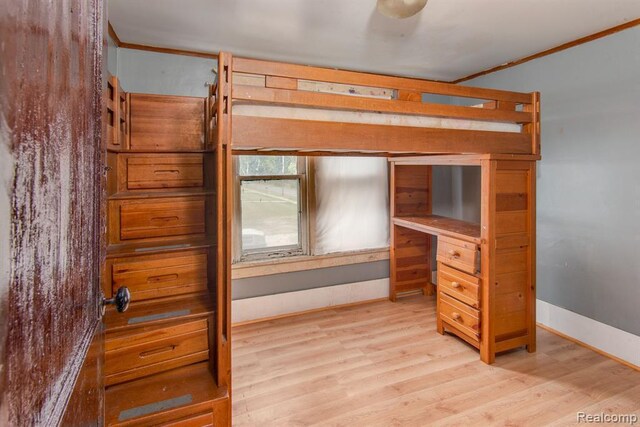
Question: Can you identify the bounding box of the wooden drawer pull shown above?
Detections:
[447,250,460,258]
[153,169,181,175]
[451,281,462,289]
[150,216,179,222]
[146,273,179,283]
[139,345,177,358]
[452,312,462,321]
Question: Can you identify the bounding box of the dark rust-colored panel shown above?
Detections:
[61,324,105,425]
[0,0,105,425]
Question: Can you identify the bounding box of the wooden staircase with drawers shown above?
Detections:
[102,75,231,426]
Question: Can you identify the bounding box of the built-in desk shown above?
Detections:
[389,154,538,364]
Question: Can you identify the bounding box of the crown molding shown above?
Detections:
[107,21,218,60]
[452,18,640,84]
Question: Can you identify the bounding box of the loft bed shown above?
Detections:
[207,52,540,157]
[209,52,540,365]
[97,53,540,425]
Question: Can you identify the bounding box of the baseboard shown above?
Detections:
[231,286,639,370]
[232,298,388,327]
[537,299,640,370]
[232,278,389,324]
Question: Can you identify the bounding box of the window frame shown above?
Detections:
[233,156,309,263]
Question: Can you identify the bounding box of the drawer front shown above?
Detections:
[438,263,480,308]
[126,155,204,190]
[112,252,207,302]
[106,319,210,386]
[439,292,480,341]
[119,197,206,241]
[162,412,214,427]
[437,236,479,275]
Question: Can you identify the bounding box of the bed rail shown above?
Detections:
[224,52,540,156]
[206,80,217,149]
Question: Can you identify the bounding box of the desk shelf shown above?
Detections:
[392,215,481,244]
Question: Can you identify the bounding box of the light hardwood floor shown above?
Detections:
[232,295,640,426]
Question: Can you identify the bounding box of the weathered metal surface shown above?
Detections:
[0,0,105,425]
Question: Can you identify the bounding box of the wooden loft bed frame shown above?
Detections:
[208,51,540,157]
[97,52,539,425]
[211,51,541,366]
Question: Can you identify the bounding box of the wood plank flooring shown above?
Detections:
[232,295,639,426]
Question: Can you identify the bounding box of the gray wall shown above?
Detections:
[116,48,216,97]
[463,27,640,336]
[233,261,389,299]
[107,34,118,75]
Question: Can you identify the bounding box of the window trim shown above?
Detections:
[233,156,309,263]
[231,247,390,279]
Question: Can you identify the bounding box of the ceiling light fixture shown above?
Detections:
[376,0,428,19]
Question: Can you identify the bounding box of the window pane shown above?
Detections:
[238,156,297,176]
[241,179,300,251]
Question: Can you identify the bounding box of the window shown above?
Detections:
[234,156,307,261]
[233,155,390,264]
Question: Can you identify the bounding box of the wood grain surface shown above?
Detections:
[232,296,640,426]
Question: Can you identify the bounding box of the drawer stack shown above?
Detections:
[436,239,482,348]
[103,78,229,425]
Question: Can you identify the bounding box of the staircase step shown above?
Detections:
[105,316,212,387]
[107,238,213,259]
[105,293,214,333]
[109,189,215,201]
[105,362,229,426]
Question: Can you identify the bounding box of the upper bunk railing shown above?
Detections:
[206,75,218,149]
[222,52,541,156]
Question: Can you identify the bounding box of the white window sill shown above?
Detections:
[231,248,390,279]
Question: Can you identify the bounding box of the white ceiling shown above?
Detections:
[109,0,640,81]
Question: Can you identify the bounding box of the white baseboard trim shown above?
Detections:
[232,278,389,324]
[537,299,640,368]
[232,285,639,368]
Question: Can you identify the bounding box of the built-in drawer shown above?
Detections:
[439,292,480,342]
[162,412,214,427]
[437,236,479,275]
[111,251,208,302]
[125,154,204,190]
[109,196,207,244]
[105,318,210,386]
[437,262,480,308]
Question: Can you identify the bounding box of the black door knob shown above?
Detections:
[102,286,131,314]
